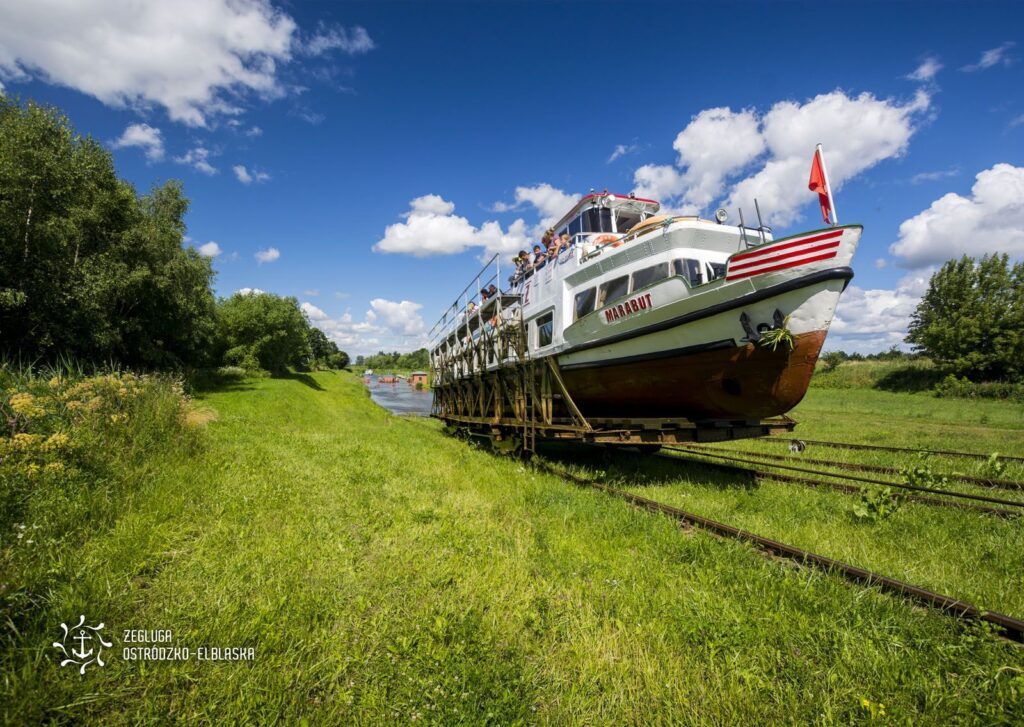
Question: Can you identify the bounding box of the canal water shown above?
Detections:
[365,376,433,416]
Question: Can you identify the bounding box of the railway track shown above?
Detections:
[685,444,1024,491]
[663,446,1024,513]
[539,461,1024,644]
[763,436,1024,464]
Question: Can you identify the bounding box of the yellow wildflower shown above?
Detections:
[8,392,45,418]
[44,432,71,450]
[12,433,43,450]
[25,463,41,476]
[48,376,61,389]
[45,462,65,473]
[86,396,104,412]
[66,400,82,411]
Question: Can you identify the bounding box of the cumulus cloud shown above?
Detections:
[301,297,428,353]
[255,246,280,263]
[906,56,942,82]
[302,23,375,56]
[634,90,930,226]
[0,0,296,127]
[196,241,222,257]
[890,163,1024,267]
[636,107,765,214]
[961,42,1016,72]
[233,164,271,184]
[110,122,164,161]
[827,270,931,353]
[236,287,266,296]
[303,288,320,296]
[175,147,217,175]
[374,194,533,258]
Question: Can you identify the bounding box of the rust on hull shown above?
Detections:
[559,330,827,420]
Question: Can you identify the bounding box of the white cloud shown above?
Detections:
[300,302,328,321]
[906,56,942,82]
[366,299,425,336]
[510,183,577,231]
[0,0,296,127]
[608,143,639,163]
[1009,114,1024,129]
[175,147,217,175]
[910,166,959,184]
[827,270,930,353]
[874,258,887,269]
[301,298,428,354]
[726,90,930,226]
[245,125,263,137]
[236,287,266,296]
[197,241,222,257]
[961,42,1016,72]
[374,194,533,258]
[890,163,1024,267]
[255,246,280,263]
[233,164,270,184]
[110,122,164,161]
[633,90,930,227]
[302,24,375,56]
[304,288,320,296]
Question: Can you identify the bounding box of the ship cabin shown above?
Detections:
[429,192,773,374]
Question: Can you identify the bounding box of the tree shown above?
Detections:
[217,293,312,373]
[906,254,1023,382]
[0,97,216,368]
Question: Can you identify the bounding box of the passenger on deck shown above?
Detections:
[486,283,498,299]
[531,244,546,271]
[480,287,491,301]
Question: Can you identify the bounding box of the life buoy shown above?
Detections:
[593,233,619,248]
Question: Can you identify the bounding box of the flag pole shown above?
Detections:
[816,143,838,226]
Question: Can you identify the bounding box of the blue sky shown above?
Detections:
[1,1,1022,354]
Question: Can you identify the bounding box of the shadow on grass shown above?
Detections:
[275,370,326,391]
[186,370,259,394]
[536,442,758,491]
[874,365,945,393]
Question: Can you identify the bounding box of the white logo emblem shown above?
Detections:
[53,615,112,674]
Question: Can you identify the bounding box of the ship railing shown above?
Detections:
[428,253,523,354]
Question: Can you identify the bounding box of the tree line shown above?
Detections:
[355,348,429,372]
[0,97,348,374]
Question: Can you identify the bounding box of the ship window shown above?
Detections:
[631,262,669,291]
[574,287,596,320]
[673,258,703,287]
[707,262,727,281]
[583,207,613,233]
[616,211,642,234]
[597,275,629,307]
[536,312,553,347]
[569,216,582,237]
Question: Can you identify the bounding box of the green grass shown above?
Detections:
[3,371,1024,724]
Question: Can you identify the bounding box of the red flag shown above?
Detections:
[808,148,832,224]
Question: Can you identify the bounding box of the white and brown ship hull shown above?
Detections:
[555,226,861,420]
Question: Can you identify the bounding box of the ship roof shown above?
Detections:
[549,192,660,233]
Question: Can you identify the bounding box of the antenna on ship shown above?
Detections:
[738,207,751,248]
[754,198,767,245]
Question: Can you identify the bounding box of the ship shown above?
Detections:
[428,190,860,450]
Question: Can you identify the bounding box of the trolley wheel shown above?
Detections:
[634,444,663,455]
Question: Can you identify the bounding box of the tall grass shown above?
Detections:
[0,364,203,637]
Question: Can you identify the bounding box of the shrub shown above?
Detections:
[934,374,1024,402]
[0,366,202,624]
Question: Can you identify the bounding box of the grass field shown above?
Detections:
[3,370,1024,724]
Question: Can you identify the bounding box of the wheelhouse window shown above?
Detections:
[631,262,670,292]
[615,211,642,234]
[583,208,613,233]
[569,215,582,238]
[536,312,553,347]
[597,275,629,308]
[574,287,596,321]
[673,258,703,287]
[706,262,727,281]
